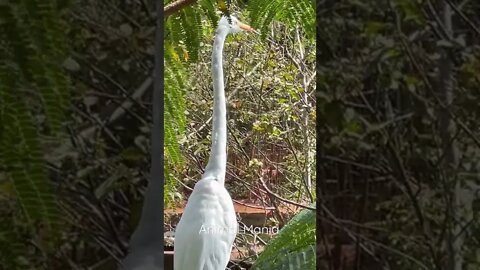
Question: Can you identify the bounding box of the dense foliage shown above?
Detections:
[1,0,316,268]
[164,0,316,267]
[0,1,70,268]
[318,0,480,269]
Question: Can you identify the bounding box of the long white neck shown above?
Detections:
[202,28,228,185]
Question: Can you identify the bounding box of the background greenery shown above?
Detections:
[0,0,316,269]
[163,0,316,268]
[317,0,480,269]
[4,0,478,269]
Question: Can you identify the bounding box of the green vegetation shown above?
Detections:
[0,1,69,268]
[318,1,480,269]
[1,0,316,268]
[164,0,316,268]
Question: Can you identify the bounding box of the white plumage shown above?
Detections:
[174,179,237,269]
[173,15,253,270]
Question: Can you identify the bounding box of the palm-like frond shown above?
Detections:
[251,207,316,270]
[164,46,188,206]
[165,3,206,63]
[247,0,315,39]
[0,1,70,263]
[2,1,69,134]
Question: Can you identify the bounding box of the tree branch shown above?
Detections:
[444,0,480,36]
[164,0,198,18]
[257,175,316,211]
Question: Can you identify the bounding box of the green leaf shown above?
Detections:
[251,207,316,270]
[365,21,386,36]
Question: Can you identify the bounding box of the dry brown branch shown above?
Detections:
[164,0,198,18]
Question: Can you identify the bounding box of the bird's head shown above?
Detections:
[218,15,254,34]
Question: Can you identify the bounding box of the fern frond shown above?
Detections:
[247,0,315,39]
[164,56,187,136]
[199,0,218,28]
[164,114,182,208]
[164,170,177,207]
[164,52,188,206]
[179,7,202,62]
[251,207,316,270]
[0,60,60,235]
[22,0,70,134]
[1,2,69,135]
[0,0,69,246]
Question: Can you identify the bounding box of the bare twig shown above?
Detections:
[318,203,431,270]
[444,0,480,36]
[257,175,316,211]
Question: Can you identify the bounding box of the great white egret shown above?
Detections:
[174,16,253,270]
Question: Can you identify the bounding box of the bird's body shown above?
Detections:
[174,179,237,270]
[174,16,253,270]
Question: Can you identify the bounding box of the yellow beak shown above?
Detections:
[238,22,254,32]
